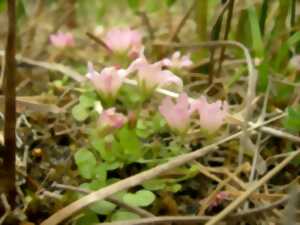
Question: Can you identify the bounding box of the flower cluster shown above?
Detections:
[83,26,228,134]
[159,94,228,134]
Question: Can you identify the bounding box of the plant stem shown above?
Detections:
[2,0,17,207]
[215,0,235,78]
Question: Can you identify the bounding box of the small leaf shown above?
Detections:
[90,200,116,215]
[166,0,177,7]
[79,95,96,108]
[74,149,97,179]
[142,179,166,191]
[128,0,139,11]
[72,104,89,122]
[123,190,156,207]
[283,105,300,133]
[166,183,182,193]
[118,127,142,161]
[246,0,264,57]
[75,212,99,225]
[0,1,6,13]
[92,138,116,162]
[145,0,160,12]
[105,161,123,170]
[111,210,140,221]
[93,164,107,182]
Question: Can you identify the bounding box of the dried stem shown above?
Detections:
[86,31,113,54]
[215,0,235,77]
[2,0,17,207]
[208,0,230,84]
[205,149,300,225]
[168,0,197,42]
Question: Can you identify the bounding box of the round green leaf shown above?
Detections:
[72,104,89,122]
[74,149,97,179]
[75,212,99,225]
[123,190,155,207]
[142,179,166,191]
[93,164,107,182]
[89,200,116,215]
[79,95,95,108]
[111,210,140,221]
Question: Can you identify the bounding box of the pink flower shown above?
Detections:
[103,27,142,55]
[162,51,193,69]
[98,108,127,129]
[191,96,228,133]
[49,32,74,48]
[86,63,127,101]
[159,93,191,133]
[128,50,183,93]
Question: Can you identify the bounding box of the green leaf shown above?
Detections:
[275,31,300,70]
[283,105,300,133]
[88,179,106,190]
[79,95,96,108]
[128,0,140,11]
[105,161,123,170]
[142,179,166,191]
[145,0,161,13]
[72,104,89,122]
[257,59,269,92]
[111,210,140,221]
[75,212,99,225]
[165,183,182,193]
[123,190,156,207]
[93,164,107,182]
[0,1,6,13]
[92,138,116,162]
[118,127,142,161]
[89,200,116,215]
[166,0,177,7]
[74,149,97,179]
[246,0,264,57]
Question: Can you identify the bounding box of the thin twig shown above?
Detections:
[168,0,197,42]
[86,31,112,54]
[215,0,235,77]
[208,0,230,84]
[198,163,246,215]
[205,149,300,225]
[0,50,84,82]
[0,194,11,225]
[41,114,284,225]
[137,11,155,40]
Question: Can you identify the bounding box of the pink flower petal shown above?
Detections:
[159,93,191,133]
[103,27,142,55]
[98,108,127,129]
[192,96,228,132]
[127,50,183,92]
[50,32,74,48]
[86,63,125,99]
[162,51,193,69]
